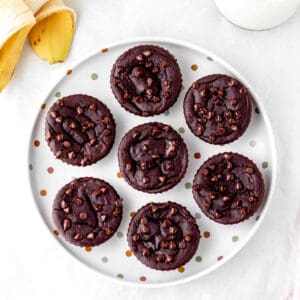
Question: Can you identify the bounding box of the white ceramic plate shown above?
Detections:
[28,38,277,287]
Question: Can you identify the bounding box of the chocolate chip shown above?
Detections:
[94,204,102,212]
[162,92,170,99]
[215,115,222,123]
[222,196,230,201]
[142,176,149,184]
[218,127,226,135]
[100,214,107,222]
[239,207,246,214]
[61,200,68,209]
[212,98,220,105]
[76,106,83,115]
[163,80,171,88]
[139,217,148,225]
[169,226,177,234]
[160,241,169,249]
[152,66,159,73]
[143,50,152,57]
[103,129,111,136]
[116,66,124,73]
[112,209,121,217]
[197,117,207,124]
[63,218,71,231]
[159,176,166,183]
[135,96,143,103]
[136,54,143,61]
[223,153,231,160]
[239,87,247,94]
[210,86,218,94]
[248,196,257,202]
[65,188,72,196]
[211,175,218,182]
[67,151,75,159]
[87,232,95,240]
[50,111,57,118]
[226,162,233,169]
[135,69,143,78]
[195,125,204,136]
[126,163,132,171]
[235,182,242,190]
[169,241,177,250]
[104,228,112,235]
[184,234,191,242]
[143,248,150,256]
[160,60,168,68]
[152,96,160,103]
[152,128,160,136]
[55,116,62,123]
[235,111,242,119]
[74,198,83,206]
[132,234,140,241]
[199,108,208,115]
[200,89,207,97]
[202,168,209,176]
[210,192,218,199]
[74,233,82,240]
[207,111,214,119]
[102,116,111,124]
[162,219,171,228]
[193,104,200,112]
[63,207,70,214]
[142,144,149,152]
[178,240,186,249]
[123,92,131,100]
[89,103,96,110]
[231,125,238,132]
[218,89,225,97]
[165,255,173,263]
[156,254,165,262]
[245,167,254,174]
[63,141,71,148]
[214,212,221,219]
[141,161,147,170]
[209,134,216,142]
[146,88,153,96]
[147,77,153,86]
[79,212,87,220]
[229,98,237,106]
[140,225,150,234]
[169,207,177,215]
[228,79,237,86]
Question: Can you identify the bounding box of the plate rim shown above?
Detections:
[27,36,278,288]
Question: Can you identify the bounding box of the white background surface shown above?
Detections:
[0,0,300,299]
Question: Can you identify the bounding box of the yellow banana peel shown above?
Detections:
[28,0,76,64]
[0,0,35,92]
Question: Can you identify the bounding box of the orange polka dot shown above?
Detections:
[191,64,198,71]
[41,103,46,110]
[139,276,146,281]
[53,229,59,236]
[194,152,201,159]
[117,171,123,178]
[66,69,72,75]
[101,48,109,53]
[85,247,92,252]
[125,250,132,257]
[178,266,185,273]
[47,167,54,174]
[130,211,136,218]
[203,231,210,238]
[34,140,40,147]
[40,189,47,196]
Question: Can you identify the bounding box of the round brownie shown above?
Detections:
[45,94,116,166]
[118,122,188,193]
[184,74,252,144]
[127,202,200,271]
[110,45,182,116]
[192,152,265,224]
[52,177,123,247]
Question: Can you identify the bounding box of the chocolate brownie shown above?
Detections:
[45,94,115,166]
[110,45,182,116]
[127,202,200,271]
[184,74,252,144]
[118,122,188,193]
[52,177,123,247]
[192,152,265,224]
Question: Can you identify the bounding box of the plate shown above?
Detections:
[28,37,277,287]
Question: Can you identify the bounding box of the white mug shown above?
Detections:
[214,0,300,30]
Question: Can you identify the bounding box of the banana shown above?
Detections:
[0,0,35,92]
[28,0,76,64]
[24,0,49,14]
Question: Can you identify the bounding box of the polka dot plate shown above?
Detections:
[28,38,277,287]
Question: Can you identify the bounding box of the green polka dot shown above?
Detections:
[91,73,98,80]
[178,127,185,134]
[55,91,61,98]
[117,273,124,279]
[249,140,256,147]
[117,232,123,238]
[102,257,108,263]
[207,56,213,61]
[195,256,202,262]
[164,110,170,116]
[29,164,33,171]
[185,182,192,189]
[195,213,201,219]
[262,161,268,169]
[232,236,239,242]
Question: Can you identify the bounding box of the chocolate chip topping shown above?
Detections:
[127,202,200,270]
[118,122,188,193]
[184,74,252,144]
[45,94,116,166]
[192,152,265,224]
[110,45,182,116]
[52,177,123,247]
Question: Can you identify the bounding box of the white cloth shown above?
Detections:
[0,0,299,299]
